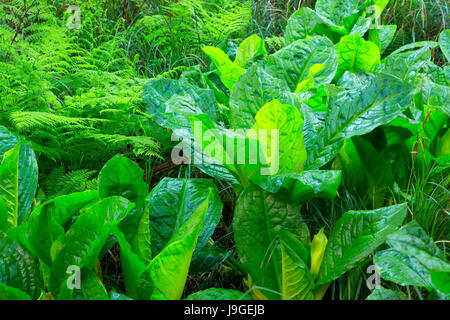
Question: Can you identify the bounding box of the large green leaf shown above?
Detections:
[0,129,38,225]
[98,155,148,205]
[0,231,42,299]
[0,144,20,231]
[143,78,218,129]
[386,221,450,273]
[17,142,38,224]
[335,34,380,80]
[142,194,210,300]
[28,202,65,266]
[235,34,267,68]
[379,25,397,54]
[430,271,450,295]
[374,222,450,299]
[98,155,149,245]
[420,78,450,117]
[202,46,246,91]
[265,36,338,91]
[374,249,432,288]
[57,267,109,300]
[366,288,408,300]
[112,227,146,299]
[285,8,327,44]
[315,0,361,27]
[0,126,17,159]
[352,137,394,207]
[279,230,314,300]
[307,73,414,169]
[49,197,134,296]
[29,190,99,225]
[185,288,252,300]
[148,178,222,257]
[229,64,294,129]
[317,203,407,285]
[254,170,342,204]
[382,45,434,80]
[130,199,152,264]
[189,245,232,275]
[439,29,450,63]
[233,186,310,299]
[250,100,307,174]
[189,113,269,186]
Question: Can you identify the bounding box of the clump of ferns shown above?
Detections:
[41,166,99,199]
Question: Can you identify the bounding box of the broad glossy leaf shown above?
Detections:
[350,16,372,38]
[285,8,327,44]
[310,228,328,280]
[0,126,17,159]
[0,139,38,226]
[335,34,380,80]
[307,73,414,169]
[171,118,239,184]
[265,37,338,91]
[148,178,222,257]
[110,291,133,300]
[390,41,438,55]
[0,231,42,299]
[336,70,373,90]
[251,100,307,174]
[352,137,394,207]
[112,227,145,299]
[315,0,361,26]
[26,191,101,263]
[386,221,450,273]
[374,249,432,288]
[57,267,109,300]
[430,271,450,295]
[383,46,433,80]
[235,34,267,68]
[0,144,20,231]
[279,230,314,300]
[144,194,210,300]
[49,197,134,296]
[317,203,407,285]
[439,29,450,63]
[420,78,450,116]
[366,288,408,300]
[436,128,450,157]
[233,186,310,299]
[189,113,269,186]
[185,288,252,300]
[189,245,232,274]
[28,202,65,266]
[0,198,7,232]
[98,155,148,243]
[143,78,218,129]
[202,46,246,91]
[98,155,148,205]
[229,64,294,128]
[17,142,38,224]
[0,282,31,300]
[379,25,397,54]
[130,199,152,264]
[29,190,100,226]
[254,170,341,204]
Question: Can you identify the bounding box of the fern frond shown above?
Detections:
[8,111,106,132]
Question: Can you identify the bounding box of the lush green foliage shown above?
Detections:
[0,0,448,300]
